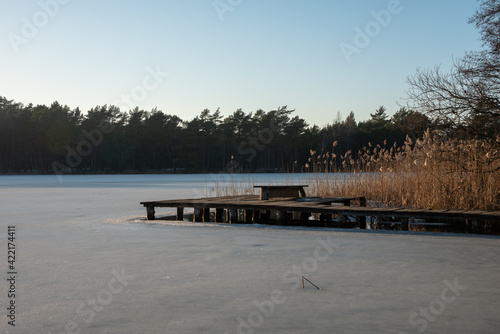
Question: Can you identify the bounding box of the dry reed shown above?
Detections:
[306,131,500,211]
[207,174,258,197]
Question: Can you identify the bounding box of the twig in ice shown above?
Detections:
[302,276,320,290]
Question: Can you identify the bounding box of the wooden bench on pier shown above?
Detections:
[254,185,307,200]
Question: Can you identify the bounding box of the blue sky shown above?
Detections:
[1,0,483,126]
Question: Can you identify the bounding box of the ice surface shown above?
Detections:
[0,174,499,334]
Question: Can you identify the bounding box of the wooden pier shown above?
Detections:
[140,185,500,233]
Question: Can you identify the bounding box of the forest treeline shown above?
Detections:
[2,1,499,179]
[0,96,434,174]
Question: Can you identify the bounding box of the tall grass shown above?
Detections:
[306,131,500,211]
[207,174,259,197]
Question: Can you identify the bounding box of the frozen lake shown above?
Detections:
[0,174,499,333]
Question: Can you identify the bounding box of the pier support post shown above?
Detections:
[359,216,367,229]
[146,206,155,220]
[253,210,260,224]
[277,211,287,225]
[228,209,238,224]
[194,207,203,222]
[215,208,224,223]
[338,214,347,227]
[300,212,311,223]
[260,210,270,224]
[359,197,367,229]
[203,208,211,222]
[466,219,480,234]
[401,218,409,231]
[244,209,253,224]
[176,207,184,221]
[472,219,479,234]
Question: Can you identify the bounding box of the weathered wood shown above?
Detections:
[254,185,308,200]
[473,220,479,234]
[176,207,184,220]
[338,214,347,227]
[260,188,270,200]
[277,210,287,225]
[194,207,203,222]
[203,208,211,222]
[253,210,260,223]
[215,208,224,223]
[244,209,253,224]
[141,194,500,232]
[401,217,409,231]
[228,209,238,224]
[359,197,366,229]
[359,216,366,229]
[468,219,480,234]
[260,210,270,224]
[300,211,311,222]
[146,206,155,220]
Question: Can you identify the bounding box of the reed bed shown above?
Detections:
[207,174,258,197]
[208,131,499,211]
[305,131,500,211]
